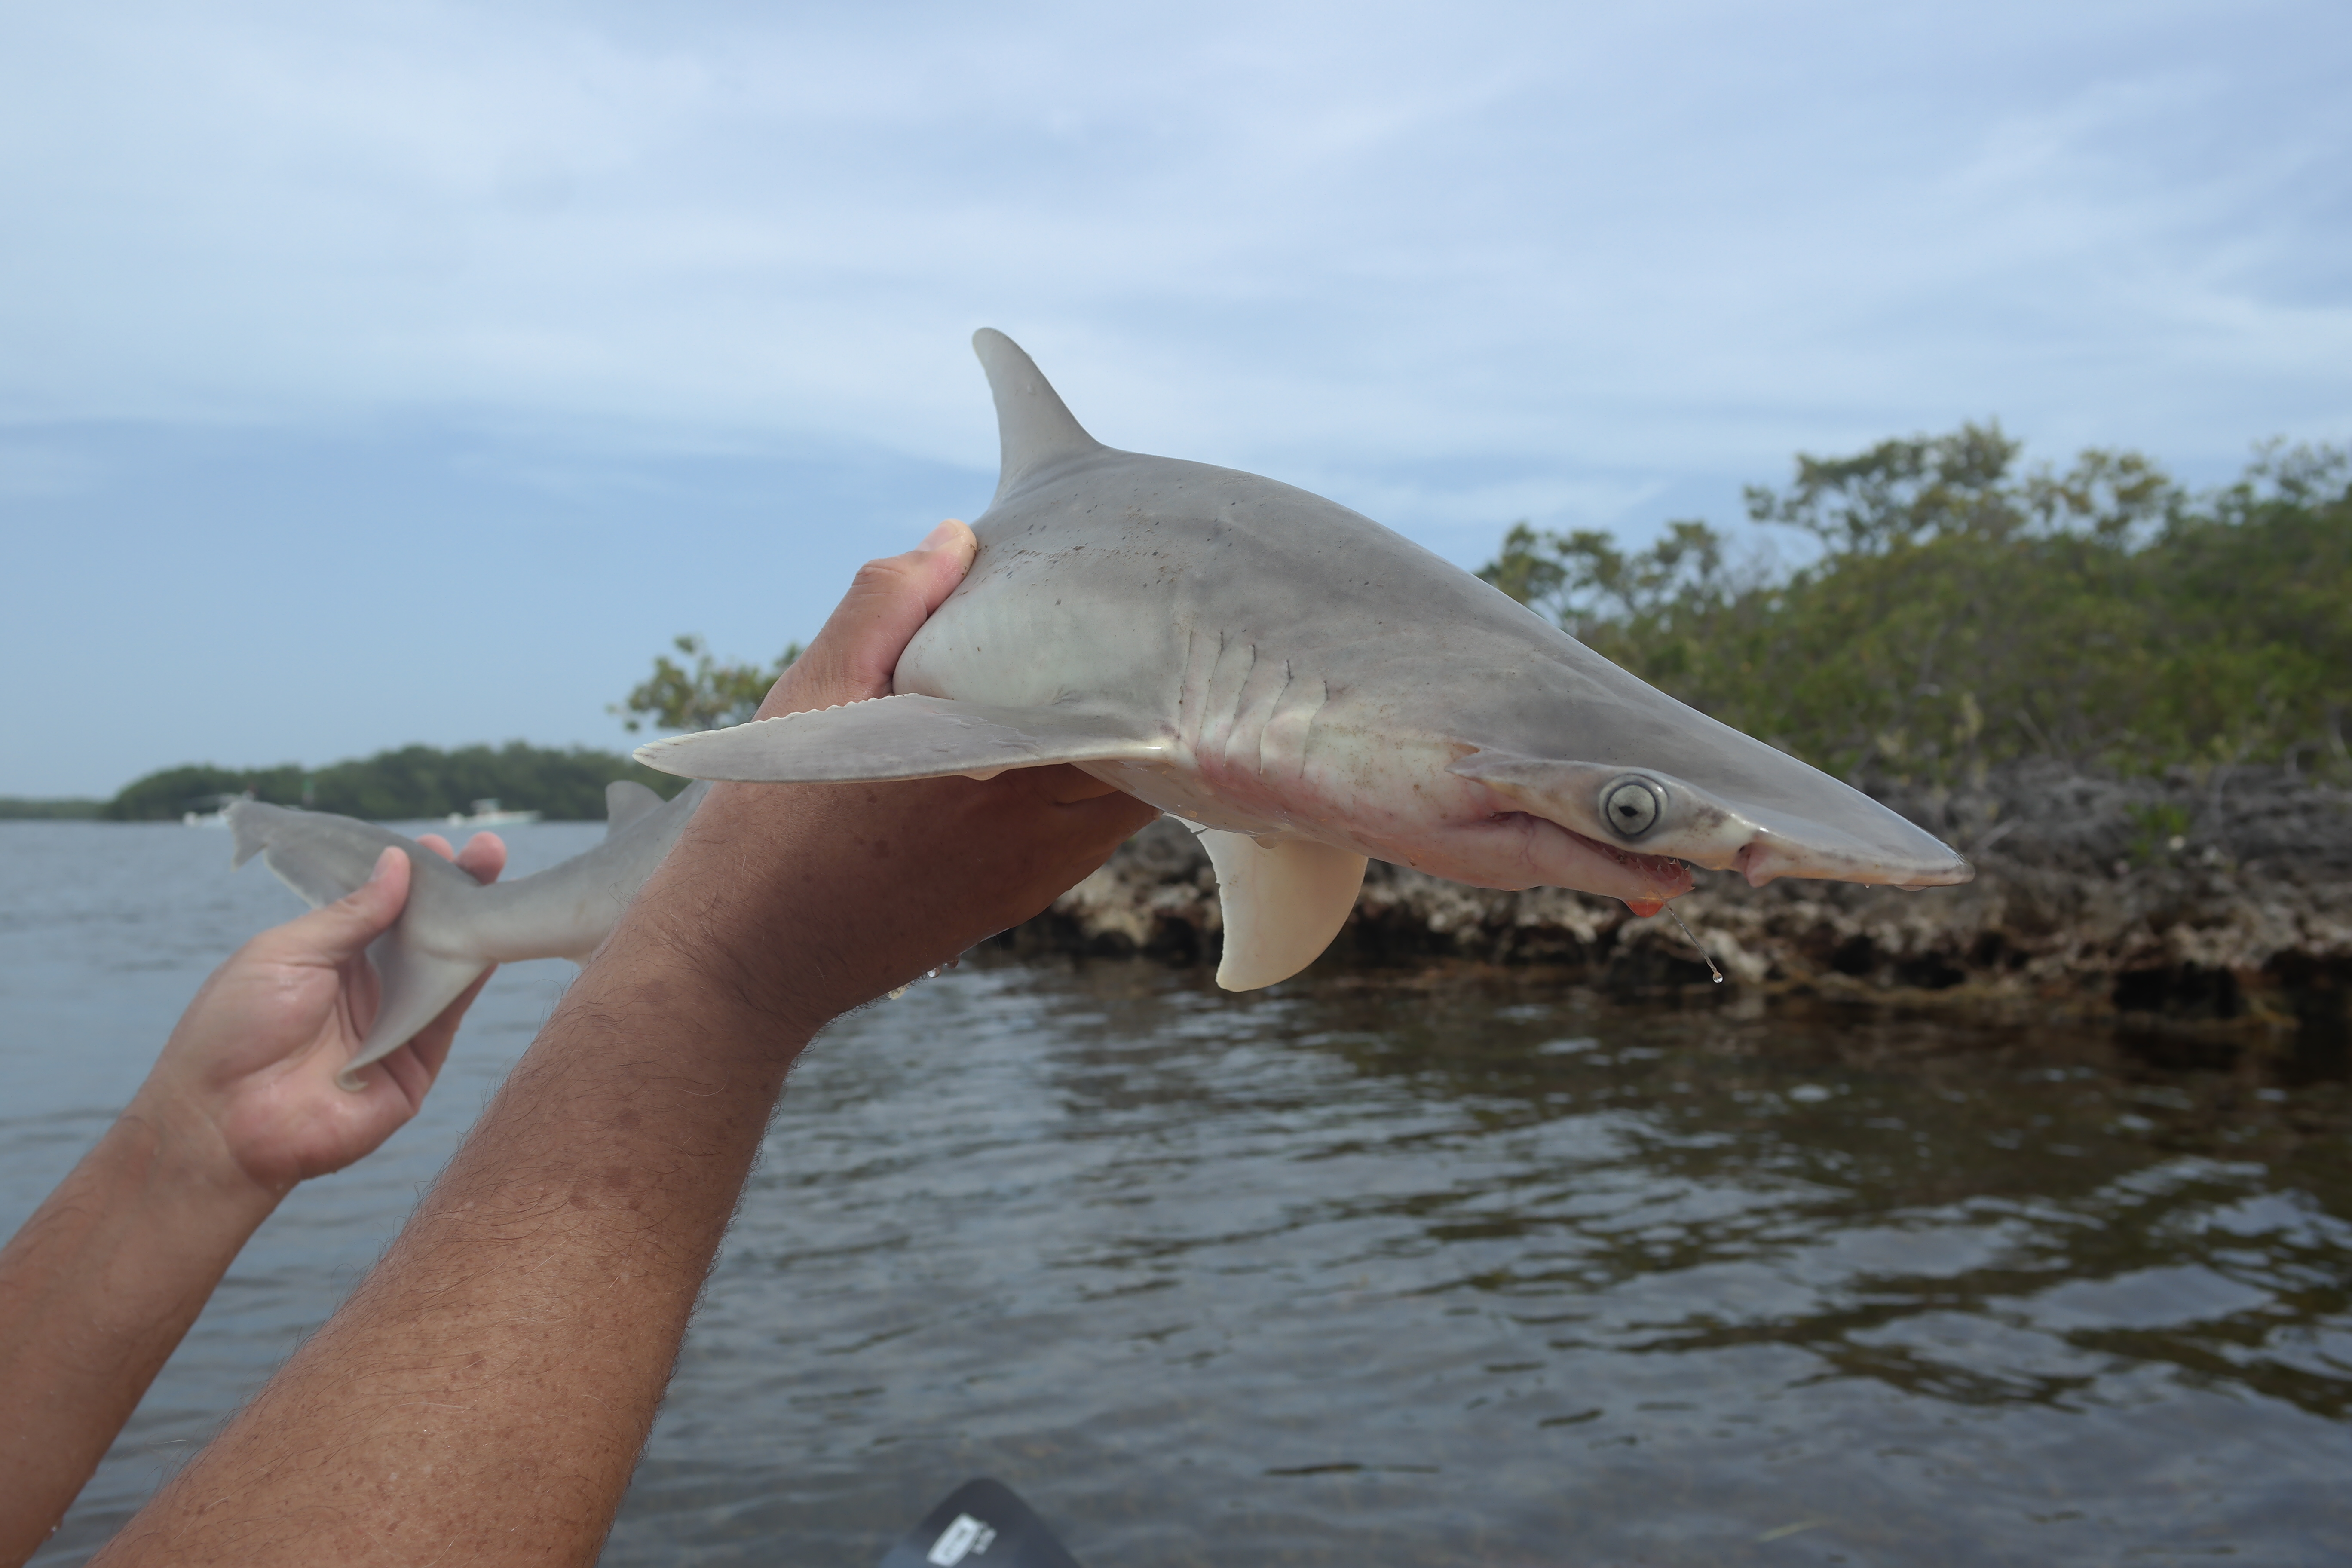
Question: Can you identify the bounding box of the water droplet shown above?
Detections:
[1667,906,1725,984]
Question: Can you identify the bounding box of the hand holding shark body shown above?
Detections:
[0,831,503,1564]
[157,831,508,1173]
[227,777,710,1086]
[65,517,1150,1566]
[641,331,1973,989]
[222,332,1972,1083]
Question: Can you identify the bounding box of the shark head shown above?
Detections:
[1449,666,1973,891]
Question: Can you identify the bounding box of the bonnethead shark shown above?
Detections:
[637,331,1971,990]
[227,779,708,1085]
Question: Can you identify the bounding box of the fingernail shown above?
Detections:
[917,518,964,552]
[365,846,401,884]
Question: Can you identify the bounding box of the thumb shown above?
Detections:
[758,518,977,717]
[284,846,411,964]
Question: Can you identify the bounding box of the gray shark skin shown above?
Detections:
[228,779,708,1086]
[639,330,1969,990]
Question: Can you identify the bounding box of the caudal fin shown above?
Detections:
[226,800,492,1087]
[227,799,406,906]
[342,936,490,1090]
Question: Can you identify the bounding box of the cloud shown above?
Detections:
[3,1,2345,461]
[2,0,2346,793]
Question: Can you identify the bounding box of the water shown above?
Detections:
[5,821,2350,1565]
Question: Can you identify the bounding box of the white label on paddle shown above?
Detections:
[928,1513,997,1564]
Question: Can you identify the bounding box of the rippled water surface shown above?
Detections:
[6,821,2351,1565]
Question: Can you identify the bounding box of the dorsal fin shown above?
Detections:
[972,328,1105,504]
[604,778,664,836]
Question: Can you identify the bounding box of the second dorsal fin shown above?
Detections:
[604,778,665,837]
[972,328,1105,504]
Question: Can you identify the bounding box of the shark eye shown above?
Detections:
[1600,777,1663,839]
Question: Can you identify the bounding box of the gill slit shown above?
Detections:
[1249,658,1295,779]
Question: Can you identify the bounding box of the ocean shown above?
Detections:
[5,820,2349,1565]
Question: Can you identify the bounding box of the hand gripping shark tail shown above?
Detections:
[639,329,1970,994]
[228,779,707,1089]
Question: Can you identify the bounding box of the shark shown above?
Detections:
[227,779,708,1085]
[637,330,1972,991]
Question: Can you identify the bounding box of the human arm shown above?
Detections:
[92,521,1159,1565]
[0,834,505,1567]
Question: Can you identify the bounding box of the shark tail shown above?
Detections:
[225,799,493,1089]
[343,939,491,1090]
[228,799,278,873]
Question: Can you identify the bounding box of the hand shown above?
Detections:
[129,832,508,1197]
[0,833,508,1565]
[80,527,1157,1566]
[655,518,1159,1037]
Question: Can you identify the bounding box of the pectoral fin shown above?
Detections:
[634,694,1167,783]
[1188,825,1367,991]
[341,937,493,1090]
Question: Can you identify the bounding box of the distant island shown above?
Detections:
[0,797,107,820]
[5,742,691,823]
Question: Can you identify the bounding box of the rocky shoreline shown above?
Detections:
[1006,761,2352,1042]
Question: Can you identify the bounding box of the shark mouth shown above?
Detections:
[1485,811,1696,916]
[1558,822,1689,885]
[1553,823,1694,918]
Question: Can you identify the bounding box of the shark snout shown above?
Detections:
[1729,823,1973,890]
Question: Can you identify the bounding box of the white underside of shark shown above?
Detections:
[638,330,1973,992]
[228,780,708,1086]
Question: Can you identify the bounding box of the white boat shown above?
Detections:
[444,797,542,828]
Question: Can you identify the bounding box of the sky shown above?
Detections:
[3,0,2347,798]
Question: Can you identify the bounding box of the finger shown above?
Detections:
[420,831,506,881]
[758,519,977,718]
[278,847,411,965]
[456,832,508,882]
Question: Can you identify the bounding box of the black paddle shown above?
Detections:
[877,1478,1086,1568]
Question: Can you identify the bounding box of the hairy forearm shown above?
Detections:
[94,788,824,1566]
[0,1114,281,1567]
[95,756,1149,1565]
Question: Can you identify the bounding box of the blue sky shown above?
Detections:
[3,1,2347,797]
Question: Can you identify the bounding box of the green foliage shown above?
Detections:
[612,635,803,734]
[1479,426,2352,788]
[107,764,309,821]
[0,797,107,820]
[106,744,684,822]
[2125,801,2195,866]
